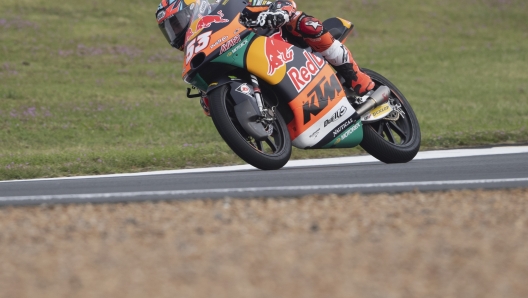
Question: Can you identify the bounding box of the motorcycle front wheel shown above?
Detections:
[208,85,292,170]
[359,68,421,163]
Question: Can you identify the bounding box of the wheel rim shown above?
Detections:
[222,90,287,157]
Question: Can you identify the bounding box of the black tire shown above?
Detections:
[209,85,292,170]
[359,69,421,163]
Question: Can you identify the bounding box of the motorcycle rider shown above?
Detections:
[156,0,375,115]
[241,0,374,97]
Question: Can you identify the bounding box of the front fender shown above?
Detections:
[208,77,269,141]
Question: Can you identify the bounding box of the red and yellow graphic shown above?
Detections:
[265,38,294,76]
[246,36,294,85]
[182,15,246,79]
[186,10,230,40]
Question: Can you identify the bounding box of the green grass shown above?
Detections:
[1,0,527,179]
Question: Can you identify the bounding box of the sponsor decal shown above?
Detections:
[227,38,248,57]
[309,128,321,138]
[199,1,208,13]
[383,91,389,102]
[333,117,354,137]
[156,10,166,21]
[324,106,347,127]
[197,10,229,30]
[185,31,212,64]
[210,35,229,49]
[235,83,252,95]
[372,104,390,117]
[264,38,294,75]
[334,121,361,145]
[287,52,325,92]
[302,75,342,124]
[332,117,354,137]
[186,10,229,40]
[220,34,241,54]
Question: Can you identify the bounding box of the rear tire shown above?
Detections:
[209,85,292,170]
[359,69,421,163]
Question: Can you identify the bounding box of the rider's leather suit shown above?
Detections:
[244,0,374,96]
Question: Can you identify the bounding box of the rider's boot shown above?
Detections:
[318,37,375,96]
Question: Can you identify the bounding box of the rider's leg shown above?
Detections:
[285,12,374,96]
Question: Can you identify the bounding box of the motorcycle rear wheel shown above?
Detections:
[209,85,292,170]
[359,68,421,163]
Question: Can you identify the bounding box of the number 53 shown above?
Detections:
[185,31,212,64]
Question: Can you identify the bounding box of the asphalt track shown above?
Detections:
[1,146,527,206]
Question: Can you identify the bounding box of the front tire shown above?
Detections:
[359,69,421,163]
[209,85,292,170]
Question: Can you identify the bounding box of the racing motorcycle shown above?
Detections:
[179,0,420,170]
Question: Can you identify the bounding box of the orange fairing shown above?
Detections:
[182,13,247,79]
[287,64,347,140]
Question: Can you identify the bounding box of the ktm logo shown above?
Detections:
[302,75,342,124]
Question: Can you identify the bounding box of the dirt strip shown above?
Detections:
[1,189,528,298]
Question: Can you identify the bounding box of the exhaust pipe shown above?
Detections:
[351,86,391,121]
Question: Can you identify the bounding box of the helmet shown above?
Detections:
[156,0,195,50]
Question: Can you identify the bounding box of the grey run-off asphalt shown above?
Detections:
[1,146,527,205]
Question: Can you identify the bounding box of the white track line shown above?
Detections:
[2,146,528,183]
[1,178,528,202]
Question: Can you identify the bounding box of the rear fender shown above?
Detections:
[323,17,354,42]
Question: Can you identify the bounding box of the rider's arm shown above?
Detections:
[241,0,297,28]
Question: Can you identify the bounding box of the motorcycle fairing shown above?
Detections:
[182,0,249,86]
[322,117,363,148]
[290,97,363,149]
[211,33,254,68]
[237,35,363,148]
[183,0,364,149]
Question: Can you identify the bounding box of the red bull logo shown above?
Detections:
[197,10,229,30]
[287,52,325,92]
[265,38,294,76]
[186,10,229,40]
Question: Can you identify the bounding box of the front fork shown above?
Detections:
[250,74,276,122]
[250,74,264,112]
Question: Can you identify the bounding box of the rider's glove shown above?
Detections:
[256,10,289,28]
[240,5,269,27]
